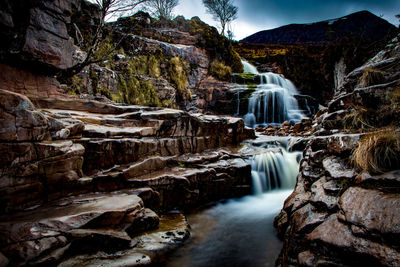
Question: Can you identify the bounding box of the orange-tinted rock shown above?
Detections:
[0,89,50,142]
[340,187,400,244]
[307,215,400,266]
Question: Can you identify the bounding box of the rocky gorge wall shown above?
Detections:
[274,33,400,266]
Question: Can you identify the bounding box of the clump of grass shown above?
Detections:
[148,55,161,78]
[353,128,400,173]
[239,73,257,80]
[117,64,161,106]
[358,67,385,88]
[66,75,83,95]
[343,106,374,132]
[210,60,232,81]
[168,56,189,97]
[89,68,99,94]
[247,83,257,91]
[390,85,400,105]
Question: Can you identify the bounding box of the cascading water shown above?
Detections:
[238,60,306,128]
[251,148,300,194]
[167,139,301,267]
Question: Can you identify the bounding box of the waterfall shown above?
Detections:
[250,147,301,195]
[238,60,306,128]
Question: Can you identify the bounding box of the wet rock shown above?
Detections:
[1,0,77,70]
[274,210,288,239]
[322,156,356,179]
[0,89,50,142]
[297,250,317,267]
[59,212,189,266]
[132,212,190,252]
[193,76,236,114]
[310,177,339,210]
[307,215,400,266]
[0,193,146,265]
[326,133,361,155]
[67,229,132,255]
[2,236,68,264]
[355,170,400,189]
[339,187,400,245]
[291,203,328,234]
[125,208,160,237]
[58,251,152,267]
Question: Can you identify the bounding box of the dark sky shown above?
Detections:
[175,0,400,40]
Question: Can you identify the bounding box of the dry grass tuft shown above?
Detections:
[210,60,232,81]
[353,128,400,173]
[358,67,385,88]
[343,106,374,132]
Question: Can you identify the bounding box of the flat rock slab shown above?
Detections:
[33,98,158,115]
[58,251,152,267]
[83,124,156,138]
[58,212,189,267]
[0,194,143,245]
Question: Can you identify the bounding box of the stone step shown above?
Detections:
[32,97,160,115]
[42,109,162,129]
[78,136,230,174]
[0,192,160,266]
[0,140,85,213]
[83,124,156,138]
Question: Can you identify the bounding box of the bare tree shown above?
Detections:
[144,0,179,20]
[202,0,238,36]
[64,0,148,76]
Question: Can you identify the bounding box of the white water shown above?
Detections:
[238,60,306,127]
[167,141,301,267]
[251,149,300,194]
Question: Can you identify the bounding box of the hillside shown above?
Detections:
[241,11,397,45]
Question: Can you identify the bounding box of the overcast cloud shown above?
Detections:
[174,0,400,40]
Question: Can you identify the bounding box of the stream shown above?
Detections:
[166,138,301,267]
[165,61,304,266]
[166,190,291,267]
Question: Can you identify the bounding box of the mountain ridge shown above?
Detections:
[241,10,398,45]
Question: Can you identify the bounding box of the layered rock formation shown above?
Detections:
[275,33,400,266]
[0,87,254,265]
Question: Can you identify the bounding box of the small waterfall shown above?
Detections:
[250,147,301,195]
[238,60,306,128]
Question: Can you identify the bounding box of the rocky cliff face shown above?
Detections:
[67,11,243,113]
[275,33,400,266]
[0,0,83,98]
